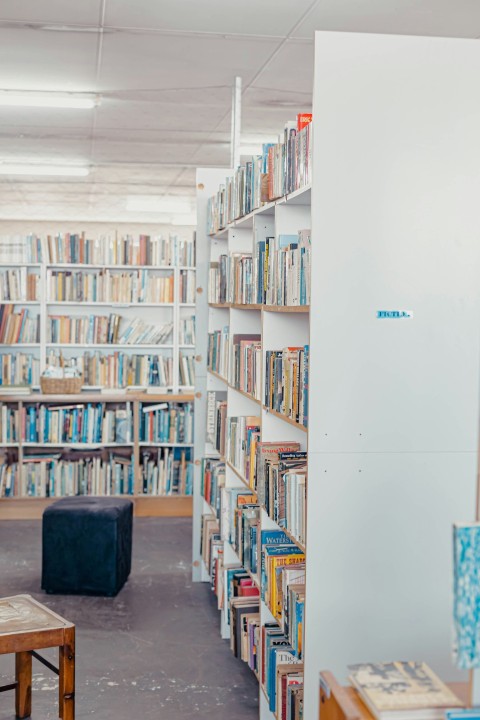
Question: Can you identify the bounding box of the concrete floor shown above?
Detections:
[0,518,259,720]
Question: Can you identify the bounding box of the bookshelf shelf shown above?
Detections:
[231,385,262,406]
[139,442,194,448]
[209,303,231,309]
[207,368,228,384]
[262,406,308,432]
[46,301,174,308]
[46,263,176,271]
[226,460,250,489]
[263,305,310,314]
[230,303,262,311]
[0,301,40,306]
[22,442,135,449]
[45,343,174,350]
[0,344,40,348]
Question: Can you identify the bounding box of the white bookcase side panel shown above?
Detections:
[304,30,480,720]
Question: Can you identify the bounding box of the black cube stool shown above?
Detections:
[42,497,133,597]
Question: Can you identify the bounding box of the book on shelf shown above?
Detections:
[206,114,312,233]
[201,457,225,515]
[225,415,261,481]
[47,268,174,304]
[20,450,134,498]
[141,447,193,495]
[259,230,311,307]
[20,402,133,445]
[348,662,464,720]
[139,402,193,444]
[206,391,227,454]
[179,316,195,345]
[179,269,196,304]
[0,354,39,388]
[0,268,39,302]
[179,352,195,387]
[207,327,229,378]
[0,232,194,267]
[47,350,173,389]
[48,313,173,346]
[0,306,39,344]
[261,450,307,545]
[265,346,309,426]
[228,334,262,400]
[0,404,20,443]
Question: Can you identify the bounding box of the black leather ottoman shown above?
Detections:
[42,497,133,596]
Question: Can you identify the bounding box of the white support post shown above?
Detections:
[230,76,242,171]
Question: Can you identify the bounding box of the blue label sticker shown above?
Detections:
[377,310,413,319]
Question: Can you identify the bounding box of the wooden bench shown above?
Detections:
[0,594,75,719]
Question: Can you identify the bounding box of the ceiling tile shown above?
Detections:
[0,27,99,91]
[0,0,101,25]
[98,32,280,91]
[106,0,314,37]
[293,0,480,39]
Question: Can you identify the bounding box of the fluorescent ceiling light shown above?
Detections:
[0,91,97,109]
[0,164,89,177]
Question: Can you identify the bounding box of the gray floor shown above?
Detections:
[0,518,259,719]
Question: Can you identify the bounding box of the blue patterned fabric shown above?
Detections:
[453,524,480,669]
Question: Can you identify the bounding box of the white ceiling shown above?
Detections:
[0,0,478,223]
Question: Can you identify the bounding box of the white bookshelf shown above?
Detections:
[194,31,480,720]
[0,252,195,393]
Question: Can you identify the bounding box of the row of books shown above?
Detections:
[0,405,19,442]
[141,448,193,495]
[207,113,312,233]
[201,457,225,515]
[47,351,174,389]
[46,269,175,304]
[206,390,227,454]
[208,254,254,306]
[0,269,39,302]
[207,327,229,378]
[48,314,173,345]
[255,231,311,307]
[0,449,195,497]
[179,352,195,387]
[265,346,309,427]
[139,402,193,444]
[208,230,311,309]
[179,316,195,346]
[0,353,40,387]
[207,330,262,400]
[200,503,306,717]
[0,307,39,344]
[228,334,262,401]
[179,269,196,304]
[16,452,134,497]
[0,233,195,267]
[21,403,133,444]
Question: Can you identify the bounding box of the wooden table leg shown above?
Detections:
[59,627,75,720]
[15,651,32,719]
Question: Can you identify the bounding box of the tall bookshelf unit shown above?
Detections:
[194,32,480,720]
[0,233,196,519]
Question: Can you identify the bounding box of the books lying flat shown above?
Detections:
[349,662,463,720]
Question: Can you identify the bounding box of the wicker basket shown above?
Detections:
[40,376,83,395]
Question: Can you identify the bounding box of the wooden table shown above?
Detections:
[319,671,470,720]
[0,594,75,719]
